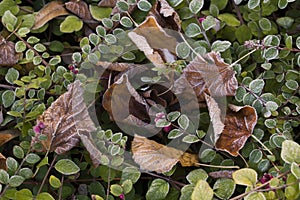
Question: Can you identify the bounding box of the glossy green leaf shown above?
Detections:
[213,178,235,199]
[146,179,169,200]
[60,16,83,33]
[281,140,300,164]
[186,169,208,184]
[90,6,112,21]
[55,159,80,175]
[232,168,257,187]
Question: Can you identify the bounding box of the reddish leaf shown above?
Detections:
[150,0,181,31]
[132,135,198,173]
[65,0,92,20]
[0,36,19,67]
[31,81,96,154]
[184,52,238,101]
[215,104,257,156]
[32,1,69,30]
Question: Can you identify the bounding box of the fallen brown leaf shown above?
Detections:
[0,35,19,67]
[0,129,20,147]
[65,0,92,20]
[215,104,257,156]
[132,135,198,173]
[31,80,97,154]
[209,170,234,179]
[0,153,7,170]
[184,52,238,101]
[98,0,117,7]
[32,1,69,30]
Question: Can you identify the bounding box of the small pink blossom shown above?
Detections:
[33,125,41,134]
[163,125,172,133]
[72,69,79,74]
[68,65,75,70]
[119,194,125,200]
[37,121,45,129]
[154,112,166,123]
[198,17,206,23]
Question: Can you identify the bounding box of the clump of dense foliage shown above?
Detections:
[0,0,299,199]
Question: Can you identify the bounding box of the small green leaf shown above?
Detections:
[185,23,201,37]
[27,36,40,44]
[213,178,235,199]
[258,159,270,172]
[5,68,19,84]
[96,25,106,37]
[15,189,33,200]
[187,169,208,184]
[245,192,266,200]
[55,159,80,175]
[278,0,288,9]
[217,13,240,26]
[49,55,61,66]
[168,129,183,139]
[13,146,24,159]
[49,41,64,52]
[72,52,82,63]
[8,175,25,187]
[49,175,61,189]
[121,167,141,184]
[167,111,181,122]
[178,114,189,130]
[155,119,171,127]
[26,49,34,60]
[168,0,183,7]
[17,27,30,37]
[89,33,100,46]
[285,80,298,90]
[249,149,262,163]
[189,0,204,14]
[2,10,17,31]
[291,162,300,179]
[191,180,213,200]
[281,140,300,164]
[0,169,9,184]
[36,192,55,200]
[202,16,216,31]
[60,16,83,33]
[200,149,216,163]
[110,184,123,196]
[264,47,278,60]
[0,0,19,16]
[102,18,114,29]
[116,0,129,12]
[2,90,15,108]
[182,134,200,143]
[249,79,265,94]
[211,40,231,52]
[235,25,252,44]
[259,18,271,31]
[176,42,190,59]
[105,34,117,44]
[120,16,133,28]
[15,41,26,52]
[146,179,169,200]
[25,153,41,164]
[18,168,33,179]
[248,0,260,9]
[232,168,257,187]
[137,0,152,11]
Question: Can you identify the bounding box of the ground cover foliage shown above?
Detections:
[0,0,300,199]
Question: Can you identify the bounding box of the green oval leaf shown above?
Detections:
[176,42,190,59]
[189,0,204,14]
[146,179,169,200]
[281,140,300,164]
[191,180,213,200]
[55,159,80,175]
[213,178,236,199]
[232,168,257,187]
[60,15,83,33]
[5,68,19,85]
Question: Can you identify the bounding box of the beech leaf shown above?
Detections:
[215,104,257,156]
[0,36,19,67]
[31,80,97,154]
[184,52,238,101]
[0,129,20,147]
[65,0,92,20]
[131,135,199,173]
[32,1,69,30]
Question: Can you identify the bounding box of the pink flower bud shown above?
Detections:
[38,121,45,129]
[33,125,41,134]
[198,17,206,23]
[163,125,172,133]
[72,69,79,74]
[68,65,75,70]
[119,194,125,200]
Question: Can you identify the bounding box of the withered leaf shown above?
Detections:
[0,129,20,147]
[150,0,181,31]
[31,80,97,154]
[32,1,69,30]
[98,0,117,7]
[0,153,6,170]
[0,36,19,67]
[97,61,133,72]
[215,104,257,156]
[132,135,198,173]
[209,170,234,179]
[204,93,225,143]
[65,0,92,20]
[80,132,102,166]
[103,74,150,123]
[184,52,238,101]
[0,106,3,124]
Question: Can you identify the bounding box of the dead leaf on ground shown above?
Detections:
[204,93,225,143]
[209,170,234,179]
[150,0,181,31]
[65,0,92,20]
[184,52,238,101]
[80,132,102,166]
[0,153,7,170]
[0,36,19,67]
[0,129,20,147]
[215,104,257,156]
[131,135,198,173]
[31,80,97,154]
[32,1,69,30]
[98,0,117,7]
[0,106,3,124]
[97,61,134,72]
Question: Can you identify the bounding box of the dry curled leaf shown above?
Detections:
[204,93,225,143]
[97,61,134,72]
[132,135,198,173]
[65,0,92,20]
[32,1,69,30]
[0,129,20,147]
[184,52,238,101]
[150,0,181,31]
[98,0,117,7]
[0,153,6,170]
[209,170,234,179]
[0,36,19,67]
[215,104,257,156]
[31,80,97,154]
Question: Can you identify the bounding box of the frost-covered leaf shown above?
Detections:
[281,140,300,164]
[191,180,213,200]
[55,159,80,175]
[211,40,231,52]
[146,179,169,200]
[189,0,204,14]
[232,168,257,187]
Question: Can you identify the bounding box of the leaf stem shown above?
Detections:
[229,49,257,68]
[251,134,273,155]
[195,163,240,169]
